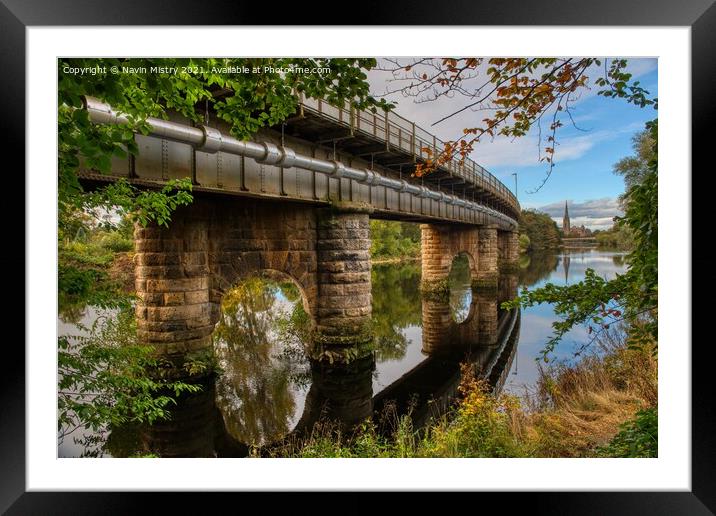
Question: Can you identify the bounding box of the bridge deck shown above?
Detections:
[79,97,520,230]
[289,97,519,218]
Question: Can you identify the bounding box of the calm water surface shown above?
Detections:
[58,248,626,457]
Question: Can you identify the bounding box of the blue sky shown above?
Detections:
[368,58,658,230]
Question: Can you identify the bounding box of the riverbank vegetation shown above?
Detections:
[273,328,656,458]
[58,210,136,320]
[594,224,635,250]
[518,209,562,252]
[369,220,421,262]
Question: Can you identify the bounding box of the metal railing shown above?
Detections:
[299,96,519,215]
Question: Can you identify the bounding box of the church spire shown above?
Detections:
[563,200,571,234]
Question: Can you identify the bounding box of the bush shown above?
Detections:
[519,233,531,251]
[597,406,657,457]
[595,225,634,250]
[58,308,203,456]
[98,231,134,252]
[58,264,97,296]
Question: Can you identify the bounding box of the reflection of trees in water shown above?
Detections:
[518,252,559,287]
[612,254,625,266]
[214,276,311,446]
[448,254,472,323]
[371,263,421,361]
[58,303,88,325]
[519,253,531,270]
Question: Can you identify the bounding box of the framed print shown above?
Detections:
[4,0,714,512]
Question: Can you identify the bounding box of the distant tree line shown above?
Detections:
[370,220,421,260]
[518,210,562,252]
[593,225,634,250]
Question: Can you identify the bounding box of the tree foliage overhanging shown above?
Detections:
[378,58,655,192]
[504,119,658,358]
[59,58,393,229]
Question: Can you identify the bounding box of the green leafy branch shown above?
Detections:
[58,310,202,446]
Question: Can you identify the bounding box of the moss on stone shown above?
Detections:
[310,336,375,365]
[310,320,375,364]
[499,261,520,274]
[327,201,375,215]
[471,278,498,291]
[420,278,449,301]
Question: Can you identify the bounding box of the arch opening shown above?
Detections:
[212,270,315,447]
[448,253,473,324]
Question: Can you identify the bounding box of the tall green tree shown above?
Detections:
[370,220,421,259]
[519,210,561,251]
[613,128,657,194]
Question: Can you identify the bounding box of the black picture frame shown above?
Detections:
[3,0,712,512]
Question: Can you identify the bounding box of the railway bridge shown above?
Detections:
[80,95,521,371]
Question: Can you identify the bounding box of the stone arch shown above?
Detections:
[203,197,319,327]
[208,253,318,327]
[450,249,478,282]
[420,224,481,292]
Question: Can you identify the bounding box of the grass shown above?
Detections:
[270,327,657,458]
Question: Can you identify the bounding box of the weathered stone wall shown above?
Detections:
[205,197,318,319]
[475,226,498,289]
[419,223,502,293]
[134,207,214,367]
[498,230,520,273]
[315,208,372,349]
[420,224,479,294]
[133,195,515,374]
[134,197,317,370]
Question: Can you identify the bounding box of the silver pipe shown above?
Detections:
[83,97,518,228]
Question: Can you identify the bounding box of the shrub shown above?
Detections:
[98,231,134,252]
[597,406,657,457]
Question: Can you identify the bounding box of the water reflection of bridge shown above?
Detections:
[135,273,521,457]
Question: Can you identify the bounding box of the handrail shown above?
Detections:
[300,96,519,215]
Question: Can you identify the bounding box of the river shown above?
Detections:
[58,248,627,457]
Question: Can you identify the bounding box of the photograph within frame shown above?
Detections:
[2,1,709,510]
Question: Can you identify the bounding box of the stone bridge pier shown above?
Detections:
[133,195,373,376]
[421,289,499,356]
[420,223,519,292]
[498,230,520,273]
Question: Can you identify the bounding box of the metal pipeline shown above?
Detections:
[82,96,517,227]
